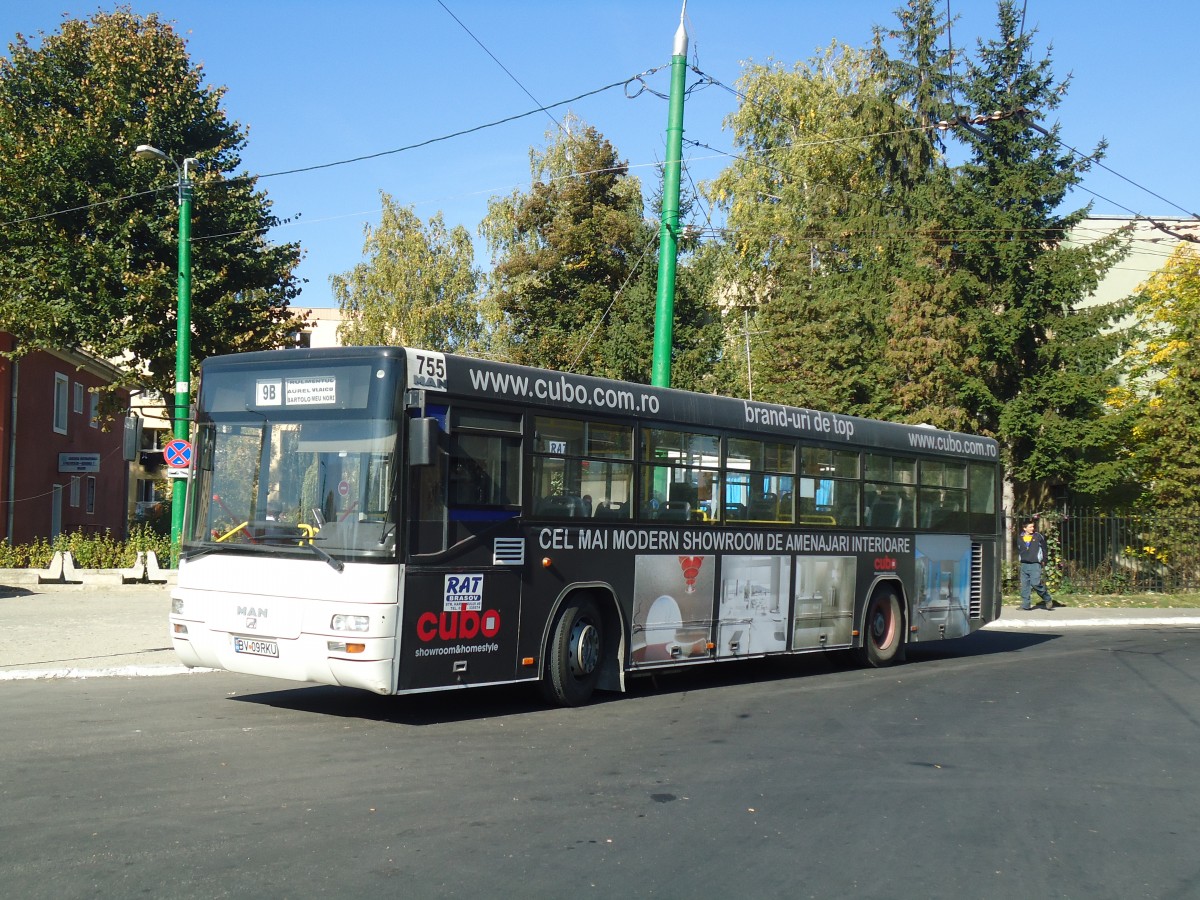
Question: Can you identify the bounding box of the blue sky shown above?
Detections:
[4,1,1197,309]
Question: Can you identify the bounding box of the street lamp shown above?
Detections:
[133,143,197,552]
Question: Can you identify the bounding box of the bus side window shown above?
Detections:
[533,416,634,520]
[448,411,522,509]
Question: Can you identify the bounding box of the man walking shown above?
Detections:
[1017,518,1058,610]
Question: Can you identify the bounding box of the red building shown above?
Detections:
[0,332,132,544]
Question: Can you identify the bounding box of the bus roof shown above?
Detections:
[201,346,1000,464]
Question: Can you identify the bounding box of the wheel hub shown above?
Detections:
[568,620,600,676]
[870,604,893,645]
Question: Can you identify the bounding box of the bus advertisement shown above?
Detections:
[169,346,1002,705]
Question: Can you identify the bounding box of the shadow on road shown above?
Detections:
[227,628,1059,725]
[906,628,1059,661]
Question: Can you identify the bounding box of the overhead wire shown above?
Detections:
[250,73,661,183]
[3,50,1194,263]
[690,61,1200,226]
[568,226,663,370]
[0,186,169,230]
[0,71,664,233]
[435,0,562,132]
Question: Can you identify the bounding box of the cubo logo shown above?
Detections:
[416,609,502,642]
[874,556,898,572]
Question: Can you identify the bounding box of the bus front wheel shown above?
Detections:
[542,597,603,706]
[858,586,905,668]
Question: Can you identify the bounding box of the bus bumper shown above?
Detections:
[170,621,396,695]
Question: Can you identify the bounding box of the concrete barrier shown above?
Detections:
[37,551,82,585]
[0,551,176,589]
[144,551,171,584]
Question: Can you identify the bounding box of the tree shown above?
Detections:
[707,44,916,412]
[880,211,985,431]
[479,115,652,375]
[867,1,990,430]
[478,115,721,388]
[948,0,1130,506]
[332,194,485,352]
[869,0,960,184]
[0,9,304,401]
[1117,244,1200,514]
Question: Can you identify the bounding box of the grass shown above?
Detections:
[1002,591,1200,609]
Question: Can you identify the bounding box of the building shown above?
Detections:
[1071,215,1200,308]
[295,307,345,349]
[0,333,132,544]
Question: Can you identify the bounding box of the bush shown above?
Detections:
[0,526,174,569]
[0,536,52,568]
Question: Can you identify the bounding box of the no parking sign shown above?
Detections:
[164,438,192,478]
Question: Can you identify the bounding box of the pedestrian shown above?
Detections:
[1017,518,1058,610]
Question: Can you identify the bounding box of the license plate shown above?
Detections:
[233,636,279,657]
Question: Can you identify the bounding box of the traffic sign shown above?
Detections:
[164,438,193,470]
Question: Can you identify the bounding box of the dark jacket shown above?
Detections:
[1017,531,1048,565]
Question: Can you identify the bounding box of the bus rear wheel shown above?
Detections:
[542,597,603,707]
[858,586,905,667]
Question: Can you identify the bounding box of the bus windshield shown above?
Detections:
[186,415,398,558]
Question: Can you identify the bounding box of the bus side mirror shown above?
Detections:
[408,417,438,466]
[123,416,143,462]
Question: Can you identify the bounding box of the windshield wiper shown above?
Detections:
[306,539,344,573]
[241,521,346,573]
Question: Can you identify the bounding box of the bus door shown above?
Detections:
[913,534,973,640]
[399,405,525,692]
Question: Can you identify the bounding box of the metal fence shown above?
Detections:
[1003,509,1200,595]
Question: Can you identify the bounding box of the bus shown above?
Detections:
[169,346,1002,705]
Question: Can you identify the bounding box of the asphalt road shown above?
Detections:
[3,583,1198,680]
[1,603,1198,899]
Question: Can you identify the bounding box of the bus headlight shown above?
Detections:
[171,597,185,614]
[331,614,370,633]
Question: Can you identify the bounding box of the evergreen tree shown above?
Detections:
[479,115,648,375]
[708,44,903,413]
[948,0,1129,505]
[0,10,303,400]
[480,115,721,388]
[869,0,960,184]
[881,205,985,431]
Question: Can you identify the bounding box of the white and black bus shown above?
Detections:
[170,346,1002,705]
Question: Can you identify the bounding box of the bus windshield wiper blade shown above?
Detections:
[307,540,345,573]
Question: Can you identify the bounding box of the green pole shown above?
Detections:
[651,8,688,388]
[170,165,193,553]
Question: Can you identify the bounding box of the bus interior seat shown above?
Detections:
[659,501,691,522]
[536,495,586,518]
[673,483,698,504]
[922,495,964,529]
[724,502,746,520]
[868,494,901,528]
[593,500,628,520]
[748,493,778,520]
[834,498,859,527]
